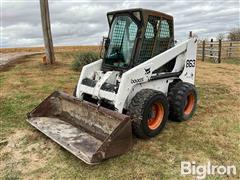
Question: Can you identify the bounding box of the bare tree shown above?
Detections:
[227,28,240,41]
[217,33,225,40]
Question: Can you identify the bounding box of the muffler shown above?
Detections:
[27,91,133,164]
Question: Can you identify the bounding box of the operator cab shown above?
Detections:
[102,8,174,71]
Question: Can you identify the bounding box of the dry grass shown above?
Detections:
[0,49,239,179]
[0,45,100,54]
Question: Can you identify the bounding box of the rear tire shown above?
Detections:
[168,82,197,121]
[128,89,169,139]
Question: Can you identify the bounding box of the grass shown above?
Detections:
[0,45,100,53]
[222,57,240,65]
[0,50,239,179]
[202,57,240,65]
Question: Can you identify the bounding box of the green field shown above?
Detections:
[0,52,239,179]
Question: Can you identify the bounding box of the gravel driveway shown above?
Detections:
[0,52,43,68]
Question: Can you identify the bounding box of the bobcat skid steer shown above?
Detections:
[27,8,198,164]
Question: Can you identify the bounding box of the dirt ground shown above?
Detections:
[0,52,43,68]
[0,49,239,179]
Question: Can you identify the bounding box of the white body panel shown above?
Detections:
[76,37,197,113]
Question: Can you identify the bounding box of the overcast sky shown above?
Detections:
[1,0,239,48]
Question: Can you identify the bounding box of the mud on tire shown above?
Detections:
[128,89,169,139]
[168,82,197,121]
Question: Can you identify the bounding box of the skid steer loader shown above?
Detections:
[27,8,198,164]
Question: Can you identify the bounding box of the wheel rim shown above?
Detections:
[184,93,195,115]
[148,103,164,130]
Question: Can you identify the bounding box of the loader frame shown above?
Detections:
[76,37,197,113]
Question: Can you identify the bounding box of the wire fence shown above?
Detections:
[197,39,240,63]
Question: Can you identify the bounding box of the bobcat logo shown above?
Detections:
[131,78,144,84]
[144,68,151,75]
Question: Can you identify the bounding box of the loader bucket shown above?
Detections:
[27,91,133,164]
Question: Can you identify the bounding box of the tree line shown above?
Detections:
[217,28,240,41]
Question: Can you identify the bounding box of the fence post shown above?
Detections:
[210,38,213,59]
[228,42,232,57]
[218,40,222,63]
[202,40,205,61]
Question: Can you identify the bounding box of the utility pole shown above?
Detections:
[40,0,55,64]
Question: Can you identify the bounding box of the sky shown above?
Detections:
[1,0,240,48]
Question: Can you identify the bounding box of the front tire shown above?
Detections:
[128,89,169,139]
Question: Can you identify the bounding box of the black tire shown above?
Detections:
[128,89,169,139]
[73,85,77,97]
[168,82,197,121]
